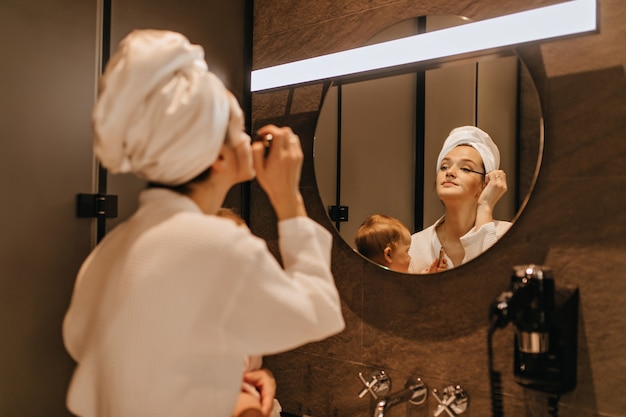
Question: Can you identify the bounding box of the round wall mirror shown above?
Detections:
[313,16,543,274]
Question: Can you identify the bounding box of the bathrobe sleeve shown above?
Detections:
[460,220,512,263]
[218,216,345,356]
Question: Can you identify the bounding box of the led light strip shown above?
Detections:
[251,0,596,92]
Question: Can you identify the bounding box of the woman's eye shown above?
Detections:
[439,165,449,171]
[460,167,472,173]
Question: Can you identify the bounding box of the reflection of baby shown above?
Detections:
[217,207,247,226]
[354,214,412,273]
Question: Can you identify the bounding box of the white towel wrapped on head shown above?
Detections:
[93,29,231,186]
[436,126,500,174]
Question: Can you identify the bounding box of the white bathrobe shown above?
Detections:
[408,216,512,273]
[63,188,345,417]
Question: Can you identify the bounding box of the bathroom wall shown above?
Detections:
[0,1,247,415]
[251,0,626,416]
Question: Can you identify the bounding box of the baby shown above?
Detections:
[354,214,412,273]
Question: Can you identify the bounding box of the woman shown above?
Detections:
[62,30,344,417]
[408,126,511,274]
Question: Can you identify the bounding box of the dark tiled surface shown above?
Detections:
[253,1,564,69]
[252,0,626,416]
[252,90,293,121]
[542,67,626,180]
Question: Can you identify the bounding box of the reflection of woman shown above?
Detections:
[408,126,512,274]
[62,30,344,417]
[355,214,412,273]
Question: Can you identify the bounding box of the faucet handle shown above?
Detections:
[358,370,391,399]
[405,376,428,406]
[432,385,469,416]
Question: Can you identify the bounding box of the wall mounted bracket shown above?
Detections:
[76,193,118,218]
[328,205,348,222]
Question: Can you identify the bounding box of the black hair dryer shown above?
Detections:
[491,264,579,395]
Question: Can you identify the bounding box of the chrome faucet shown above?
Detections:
[372,376,428,417]
[358,370,391,400]
[432,385,469,416]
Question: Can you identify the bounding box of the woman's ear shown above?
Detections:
[210,144,231,174]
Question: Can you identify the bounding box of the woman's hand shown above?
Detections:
[243,368,276,416]
[421,248,448,273]
[475,169,508,229]
[252,125,307,220]
[232,391,264,417]
[422,258,448,273]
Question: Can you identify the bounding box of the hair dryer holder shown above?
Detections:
[493,264,579,395]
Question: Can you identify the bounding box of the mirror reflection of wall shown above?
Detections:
[314,16,542,271]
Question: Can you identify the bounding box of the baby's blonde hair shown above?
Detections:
[354,214,409,263]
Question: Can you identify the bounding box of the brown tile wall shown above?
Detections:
[250,0,626,416]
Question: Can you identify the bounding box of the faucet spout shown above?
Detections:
[372,378,428,417]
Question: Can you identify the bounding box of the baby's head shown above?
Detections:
[354,214,412,273]
[216,208,247,227]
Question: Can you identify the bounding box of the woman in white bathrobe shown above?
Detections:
[62,30,344,417]
[408,126,512,274]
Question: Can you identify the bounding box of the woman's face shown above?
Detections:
[436,145,485,202]
[225,92,255,183]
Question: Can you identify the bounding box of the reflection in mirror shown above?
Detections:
[354,213,413,273]
[314,16,543,274]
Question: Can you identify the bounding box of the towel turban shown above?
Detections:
[92,29,231,185]
[436,126,500,174]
